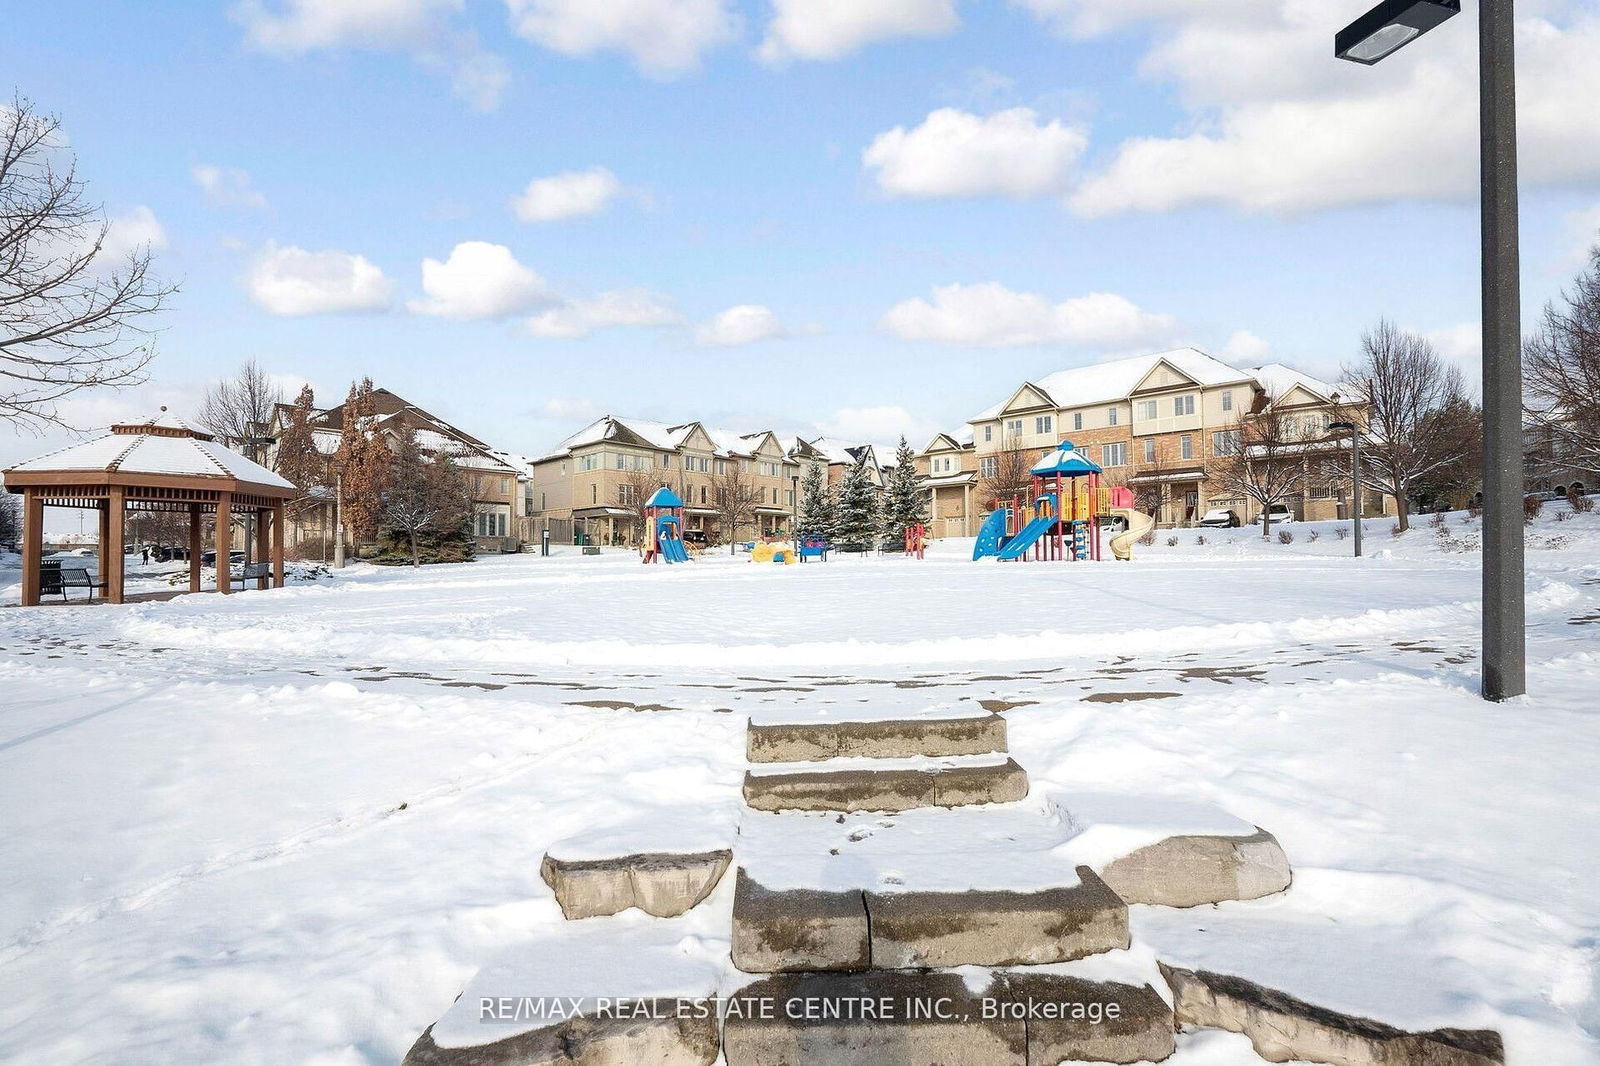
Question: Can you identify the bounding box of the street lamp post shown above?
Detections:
[333,473,346,569]
[1336,0,1524,700]
[1329,421,1364,557]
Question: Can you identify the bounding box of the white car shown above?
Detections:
[1256,504,1296,525]
[1198,508,1241,528]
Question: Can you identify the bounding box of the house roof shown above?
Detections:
[1248,363,1344,405]
[972,347,1257,421]
[538,414,789,464]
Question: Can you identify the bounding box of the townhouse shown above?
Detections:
[916,429,980,538]
[969,348,1393,528]
[526,415,801,547]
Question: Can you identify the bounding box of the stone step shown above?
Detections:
[742,757,1028,813]
[732,866,1127,973]
[1097,828,1291,908]
[722,969,1174,1066]
[1160,963,1504,1066]
[746,713,1007,763]
[540,849,732,919]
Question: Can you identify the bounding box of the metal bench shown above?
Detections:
[230,561,273,588]
[42,565,108,601]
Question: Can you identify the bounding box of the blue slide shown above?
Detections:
[997,515,1054,560]
[662,537,689,563]
[973,510,1009,560]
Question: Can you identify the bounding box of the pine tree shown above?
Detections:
[275,384,322,497]
[881,435,929,541]
[797,462,836,541]
[335,378,389,545]
[834,456,880,551]
[379,427,473,566]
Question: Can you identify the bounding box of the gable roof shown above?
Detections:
[972,348,1256,421]
[1248,364,1344,406]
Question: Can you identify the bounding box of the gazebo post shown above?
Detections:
[96,500,112,601]
[254,507,270,589]
[105,486,126,604]
[20,488,43,607]
[216,493,233,595]
[271,501,286,588]
[188,504,202,593]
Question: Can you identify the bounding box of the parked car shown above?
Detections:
[1198,508,1242,528]
[681,529,709,547]
[200,550,247,567]
[1256,504,1296,525]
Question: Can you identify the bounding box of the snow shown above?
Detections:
[0,507,1598,1063]
[5,427,293,489]
[972,347,1254,420]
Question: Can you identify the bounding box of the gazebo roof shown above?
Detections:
[3,410,295,498]
[1031,440,1103,477]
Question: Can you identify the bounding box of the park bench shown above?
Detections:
[43,566,109,601]
[230,561,273,588]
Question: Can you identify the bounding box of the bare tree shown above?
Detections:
[711,460,759,554]
[1524,246,1600,481]
[0,489,19,546]
[618,467,659,547]
[198,359,282,459]
[1210,400,1307,540]
[1342,319,1477,531]
[2,95,173,429]
[381,427,471,566]
[977,431,1036,511]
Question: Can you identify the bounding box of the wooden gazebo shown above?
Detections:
[3,412,297,606]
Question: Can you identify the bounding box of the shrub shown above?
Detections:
[1308,530,1320,542]
[1166,536,1178,547]
[1524,495,1543,522]
[1391,523,1404,537]
[1277,530,1294,544]
[1139,530,1155,546]
[1335,527,1349,540]
[1573,493,1596,514]
[1468,506,1483,519]
[1195,535,1207,546]
[1555,510,1572,523]
[1430,512,1447,528]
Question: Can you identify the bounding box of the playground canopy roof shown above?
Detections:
[1031,441,1103,477]
[645,486,684,508]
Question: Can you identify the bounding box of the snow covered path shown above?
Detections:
[1,517,1598,1064]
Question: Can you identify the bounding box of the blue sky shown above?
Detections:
[4,0,1599,488]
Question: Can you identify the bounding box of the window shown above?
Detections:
[619,484,637,506]
[1005,418,1023,437]
[1221,390,1233,412]
[714,459,727,475]
[540,492,546,510]
[984,425,993,442]
[1072,412,1083,431]
[1180,435,1193,460]
[1213,430,1242,456]
[1310,485,1333,499]
[1135,400,1158,421]
[700,486,708,504]
[1142,439,1156,463]
[979,456,999,479]
[500,477,509,494]
[577,454,599,472]
[1101,442,1127,467]
[1106,407,1119,427]
[1034,415,1052,435]
[1173,394,1195,416]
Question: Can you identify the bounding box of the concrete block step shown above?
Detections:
[746,713,1007,763]
[742,757,1028,813]
[722,969,1174,1066]
[732,866,1127,973]
[540,849,732,919]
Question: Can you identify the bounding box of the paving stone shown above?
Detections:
[732,868,870,973]
[540,850,732,919]
[742,758,1027,813]
[722,970,1026,1066]
[746,714,1007,763]
[988,971,1176,1064]
[867,866,1128,968]
[1160,963,1505,1066]
[401,1002,720,1066]
[1098,828,1291,907]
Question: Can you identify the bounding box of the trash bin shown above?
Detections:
[39,558,63,599]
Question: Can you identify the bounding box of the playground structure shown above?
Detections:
[751,539,797,564]
[641,487,690,564]
[904,522,926,560]
[973,441,1156,562]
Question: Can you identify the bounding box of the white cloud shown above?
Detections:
[694,304,793,347]
[537,396,609,421]
[505,0,737,78]
[1222,329,1270,362]
[512,167,623,222]
[525,290,681,338]
[247,242,392,316]
[232,0,509,110]
[408,241,552,319]
[1037,2,1600,216]
[1563,204,1600,266]
[815,406,939,449]
[100,206,168,261]
[758,0,958,64]
[192,165,268,210]
[882,282,1177,348]
[1424,322,1482,380]
[863,108,1086,199]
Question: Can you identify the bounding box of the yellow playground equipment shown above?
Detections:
[750,540,797,564]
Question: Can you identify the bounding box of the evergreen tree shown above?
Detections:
[335,378,389,546]
[881,435,929,541]
[377,427,473,566]
[834,456,880,551]
[275,384,322,498]
[796,462,836,541]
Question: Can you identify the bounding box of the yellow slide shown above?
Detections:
[1108,508,1155,561]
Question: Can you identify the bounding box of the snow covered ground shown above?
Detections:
[1,508,1598,1064]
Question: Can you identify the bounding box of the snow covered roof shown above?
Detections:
[1031,441,1103,477]
[972,347,1257,421]
[807,437,880,467]
[1248,363,1344,405]
[538,415,787,463]
[4,414,295,493]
